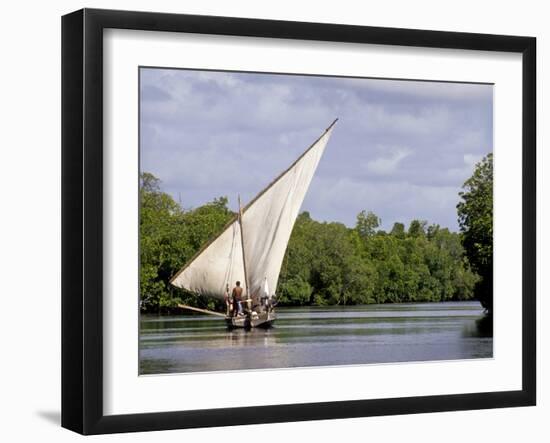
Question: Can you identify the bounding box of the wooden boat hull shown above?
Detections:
[226,311,276,329]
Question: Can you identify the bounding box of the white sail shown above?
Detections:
[241,126,334,297]
[170,120,336,300]
[262,277,270,298]
[170,219,246,299]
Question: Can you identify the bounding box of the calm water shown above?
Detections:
[139,301,492,374]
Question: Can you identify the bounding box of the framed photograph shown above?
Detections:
[61,8,536,435]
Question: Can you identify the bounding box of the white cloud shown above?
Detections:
[305,175,460,230]
[339,77,493,102]
[356,104,454,136]
[366,148,411,175]
[464,153,483,167]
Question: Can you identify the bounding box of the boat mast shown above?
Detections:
[237,195,251,311]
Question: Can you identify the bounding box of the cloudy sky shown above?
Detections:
[140,68,493,231]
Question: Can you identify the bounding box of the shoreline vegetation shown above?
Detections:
[140,154,492,315]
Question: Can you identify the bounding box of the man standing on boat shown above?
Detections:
[223,284,231,316]
[232,281,243,317]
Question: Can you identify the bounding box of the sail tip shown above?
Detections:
[327,118,339,131]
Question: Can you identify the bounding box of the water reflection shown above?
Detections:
[140,301,493,374]
[224,328,278,347]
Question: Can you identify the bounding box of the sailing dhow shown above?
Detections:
[170,119,337,328]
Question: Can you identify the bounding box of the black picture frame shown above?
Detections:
[62,8,536,435]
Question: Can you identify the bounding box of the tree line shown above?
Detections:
[276,211,478,306]
[140,153,492,313]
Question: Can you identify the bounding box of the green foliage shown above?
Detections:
[390,222,406,238]
[457,153,493,312]
[278,276,312,305]
[139,173,233,313]
[408,219,427,238]
[277,210,477,306]
[356,210,381,238]
[140,172,481,312]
